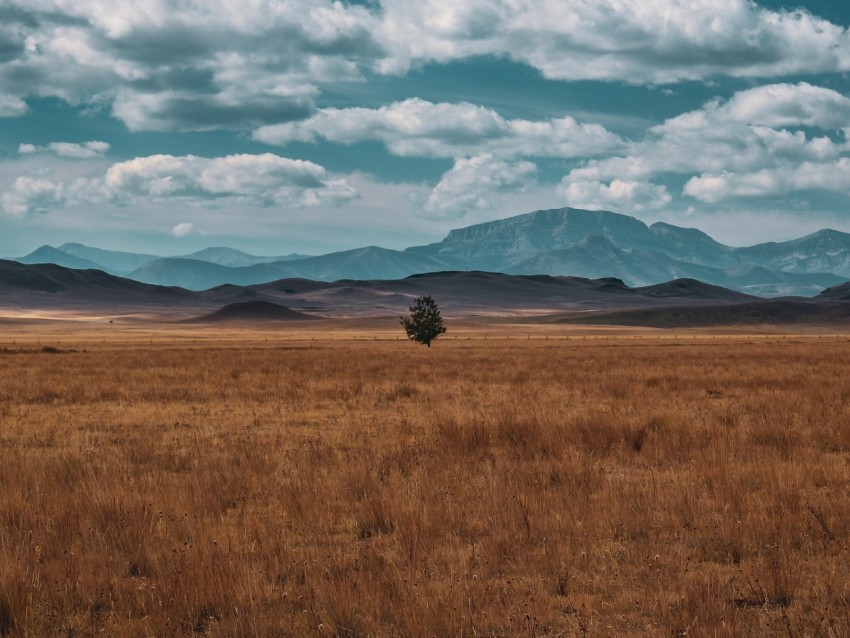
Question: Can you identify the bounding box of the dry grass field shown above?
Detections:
[1,323,850,636]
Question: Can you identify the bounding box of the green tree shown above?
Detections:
[400,295,446,347]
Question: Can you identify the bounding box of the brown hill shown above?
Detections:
[549,300,850,328]
[192,301,318,323]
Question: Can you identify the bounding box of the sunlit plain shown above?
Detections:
[1,321,849,636]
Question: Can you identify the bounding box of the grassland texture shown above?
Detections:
[1,336,849,636]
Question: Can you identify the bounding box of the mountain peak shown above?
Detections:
[18,245,105,271]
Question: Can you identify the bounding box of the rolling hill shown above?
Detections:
[6,259,850,327]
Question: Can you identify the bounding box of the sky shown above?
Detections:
[3,1,850,257]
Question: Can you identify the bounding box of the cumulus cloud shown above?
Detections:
[96,154,358,208]
[170,222,193,237]
[684,159,850,203]
[254,98,625,159]
[724,82,850,128]
[0,0,378,131]
[423,153,537,217]
[560,179,672,213]
[375,0,850,83]
[2,2,850,132]
[19,140,110,159]
[560,82,850,206]
[1,177,64,217]
[0,153,357,216]
[0,93,27,117]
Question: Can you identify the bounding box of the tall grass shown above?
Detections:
[0,336,848,635]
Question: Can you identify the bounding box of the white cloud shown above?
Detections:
[684,159,850,203]
[1,177,64,217]
[0,0,377,131]
[0,94,27,117]
[170,222,193,237]
[98,154,357,207]
[559,179,672,213]
[254,98,625,159]
[375,0,850,83]
[724,82,850,128]
[2,2,850,133]
[423,153,537,218]
[19,141,110,159]
[0,153,357,216]
[561,82,850,206]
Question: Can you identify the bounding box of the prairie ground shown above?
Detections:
[1,322,849,636]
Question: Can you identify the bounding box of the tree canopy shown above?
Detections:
[400,295,446,347]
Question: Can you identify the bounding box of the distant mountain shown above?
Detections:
[504,234,841,295]
[16,243,310,277]
[406,208,850,296]
[58,243,159,275]
[130,246,452,290]
[17,246,106,271]
[178,247,310,268]
[278,246,451,282]
[647,222,735,267]
[13,207,850,297]
[507,235,708,285]
[129,258,251,289]
[406,208,660,268]
[734,229,850,278]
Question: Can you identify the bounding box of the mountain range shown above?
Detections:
[5,258,850,328]
[0,259,775,317]
[13,207,850,297]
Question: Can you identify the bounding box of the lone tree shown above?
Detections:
[400,295,446,347]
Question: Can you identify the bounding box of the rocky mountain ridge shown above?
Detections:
[14,207,850,296]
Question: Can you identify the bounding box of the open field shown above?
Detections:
[1,323,850,636]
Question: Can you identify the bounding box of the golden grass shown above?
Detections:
[1,328,849,636]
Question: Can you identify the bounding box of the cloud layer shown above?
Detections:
[560,82,850,209]
[3,1,850,132]
[423,154,537,218]
[19,141,110,158]
[376,0,850,83]
[1,153,357,217]
[254,98,624,159]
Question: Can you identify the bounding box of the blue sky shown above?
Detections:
[3,1,850,257]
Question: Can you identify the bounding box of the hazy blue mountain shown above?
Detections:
[129,247,452,290]
[405,207,850,296]
[506,235,841,295]
[735,229,850,278]
[20,243,309,276]
[18,246,106,271]
[647,222,735,266]
[58,243,160,275]
[507,235,700,285]
[406,208,660,267]
[408,208,737,268]
[14,207,850,297]
[178,247,311,268]
[277,246,451,282]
